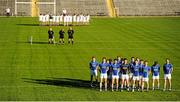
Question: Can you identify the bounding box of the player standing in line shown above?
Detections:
[49,14,53,26]
[60,14,63,26]
[80,14,84,25]
[83,15,86,25]
[163,58,173,91]
[67,27,74,44]
[45,14,49,26]
[99,57,109,91]
[57,15,60,26]
[139,60,144,90]
[89,56,99,87]
[141,61,151,92]
[64,15,67,26]
[52,15,56,26]
[117,56,122,65]
[151,61,160,90]
[117,56,122,82]
[69,15,73,26]
[48,28,54,44]
[66,15,70,26]
[86,14,90,25]
[107,59,113,88]
[76,14,80,26]
[129,57,135,89]
[73,14,77,25]
[120,58,130,91]
[59,29,65,44]
[42,14,46,26]
[111,59,120,91]
[136,57,140,64]
[132,60,140,92]
[39,14,43,26]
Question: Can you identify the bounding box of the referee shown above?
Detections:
[48,28,54,44]
[67,27,74,44]
[59,29,65,44]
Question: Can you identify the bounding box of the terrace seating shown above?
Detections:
[113,0,180,16]
[55,0,108,16]
[0,0,180,16]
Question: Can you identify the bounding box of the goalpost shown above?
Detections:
[15,0,56,17]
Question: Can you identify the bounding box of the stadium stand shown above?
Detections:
[0,0,180,16]
[0,0,108,16]
[113,0,180,16]
[55,0,108,16]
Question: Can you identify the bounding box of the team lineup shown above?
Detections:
[89,57,173,92]
[39,14,90,26]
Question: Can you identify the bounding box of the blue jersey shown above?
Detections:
[139,64,144,76]
[117,60,122,66]
[129,61,135,73]
[99,62,108,74]
[111,64,120,75]
[163,63,173,74]
[89,61,98,70]
[107,63,111,68]
[107,62,113,75]
[133,64,140,76]
[151,64,160,76]
[142,66,150,78]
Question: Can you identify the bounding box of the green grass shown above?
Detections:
[0,17,180,101]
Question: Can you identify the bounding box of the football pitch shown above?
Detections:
[0,17,180,101]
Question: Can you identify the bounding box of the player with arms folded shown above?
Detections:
[89,56,99,87]
[99,57,109,91]
[111,59,120,91]
[48,28,54,44]
[120,58,130,91]
[59,29,65,44]
[141,61,151,92]
[151,61,160,90]
[163,58,173,91]
[67,27,74,44]
[139,60,144,89]
[129,57,135,89]
[132,60,140,92]
[107,59,113,87]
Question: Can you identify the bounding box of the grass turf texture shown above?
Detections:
[0,17,180,101]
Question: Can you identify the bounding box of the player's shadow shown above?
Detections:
[16,24,39,26]
[23,78,94,89]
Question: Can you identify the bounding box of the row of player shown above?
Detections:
[39,14,90,26]
[89,56,173,92]
[48,27,74,44]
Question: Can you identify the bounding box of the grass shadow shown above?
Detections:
[16,24,39,26]
[22,78,95,89]
[16,41,49,45]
